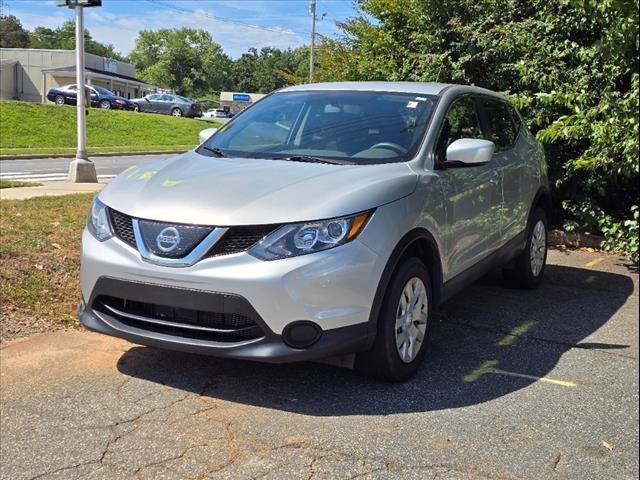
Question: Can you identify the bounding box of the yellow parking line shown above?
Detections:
[584,257,604,268]
[497,321,538,346]
[464,360,498,382]
[464,360,579,387]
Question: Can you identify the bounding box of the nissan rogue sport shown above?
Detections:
[79,82,550,381]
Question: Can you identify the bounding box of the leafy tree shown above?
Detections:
[316,0,639,262]
[0,15,29,48]
[231,46,309,93]
[28,20,124,60]
[129,28,232,97]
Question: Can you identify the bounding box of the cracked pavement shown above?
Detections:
[1,249,638,479]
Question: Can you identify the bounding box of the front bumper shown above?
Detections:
[79,289,372,363]
[79,228,385,361]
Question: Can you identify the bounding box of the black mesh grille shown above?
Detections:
[108,209,136,247]
[94,295,264,342]
[209,225,281,257]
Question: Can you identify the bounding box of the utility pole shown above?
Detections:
[58,0,102,183]
[309,0,316,83]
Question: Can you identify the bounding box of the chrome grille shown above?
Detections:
[107,207,279,258]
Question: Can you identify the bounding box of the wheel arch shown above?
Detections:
[531,186,552,224]
[367,228,444,338]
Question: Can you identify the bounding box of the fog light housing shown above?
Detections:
[282,321,322,349]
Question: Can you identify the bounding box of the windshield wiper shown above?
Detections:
[280,155,345,165]
[202,145,227,157]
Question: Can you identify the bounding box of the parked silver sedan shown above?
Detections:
[131,93,202,117]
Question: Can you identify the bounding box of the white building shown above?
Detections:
[0,48,158,103]
[219,91,266,112]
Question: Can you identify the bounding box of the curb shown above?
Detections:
[549,229,604,249]
[0,150,189,161]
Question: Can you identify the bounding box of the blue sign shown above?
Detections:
[233,93,251,102]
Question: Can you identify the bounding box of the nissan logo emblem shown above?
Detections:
[156,227,181,253]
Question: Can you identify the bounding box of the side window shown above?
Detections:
[161,95,173,102]
[436,96,483,163]
[478,98,518,151]
[148,94,160,101]
[67,85,77,91]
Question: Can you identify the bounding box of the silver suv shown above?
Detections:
[80,82,550,381]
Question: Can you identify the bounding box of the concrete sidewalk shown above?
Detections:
[0,180,108,200]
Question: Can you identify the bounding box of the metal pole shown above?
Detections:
[309,0,316,83]
[75,5,87,159]
[68,3,97,182]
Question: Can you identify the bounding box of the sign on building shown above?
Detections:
[103,58,118,73]
[232,93,251,102]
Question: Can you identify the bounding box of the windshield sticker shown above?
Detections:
[406,101,419,109]
[415,97,427,101]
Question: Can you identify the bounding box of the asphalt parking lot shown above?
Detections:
[1,249,638,480]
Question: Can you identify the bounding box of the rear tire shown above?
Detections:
[356,257,433,382]
[503,208,548,289]
[99,100,111,109]
[133,103,140,112]
[171,107,183,117]
[54,95,65,106]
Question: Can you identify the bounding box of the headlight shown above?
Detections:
[115,99,126,104]
[249,211,372,261]
[87,197,113,241]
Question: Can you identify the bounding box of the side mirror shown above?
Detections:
[199,128,218,144]
[444,138,495,167]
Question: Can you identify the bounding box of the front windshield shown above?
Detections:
[94,86,113,95]
[198,91,437,164]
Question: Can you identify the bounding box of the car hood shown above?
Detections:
[99,151,418,225]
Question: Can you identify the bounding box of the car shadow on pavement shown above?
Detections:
[117,264,634,416]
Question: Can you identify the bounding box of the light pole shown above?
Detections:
[57,0,102,183]
[308,0,316,83]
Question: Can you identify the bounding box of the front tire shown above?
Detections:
[99,100,111,109]
[54,95,65,106]
[171,107,183,117]
[356,257,432,382]
[503,208,548,289]
[133,103,140,112]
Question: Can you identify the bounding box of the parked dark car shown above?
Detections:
[46,84,135,110]
[131,93,202,117]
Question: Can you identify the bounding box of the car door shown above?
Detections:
[434,95,504,278]
[158,94,174,114]
[88,87,99,107]
[144,94,161,113]
[476,97,527,244]
[65,85,78,105]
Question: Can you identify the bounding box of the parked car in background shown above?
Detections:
[79,82,550,382]
[203,108,230,119]
[46,84,135,110]
[131,93,202,118]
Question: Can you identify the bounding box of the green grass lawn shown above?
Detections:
[0,100,219,157]
[0,194,93,332]
[0,179,42,189]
